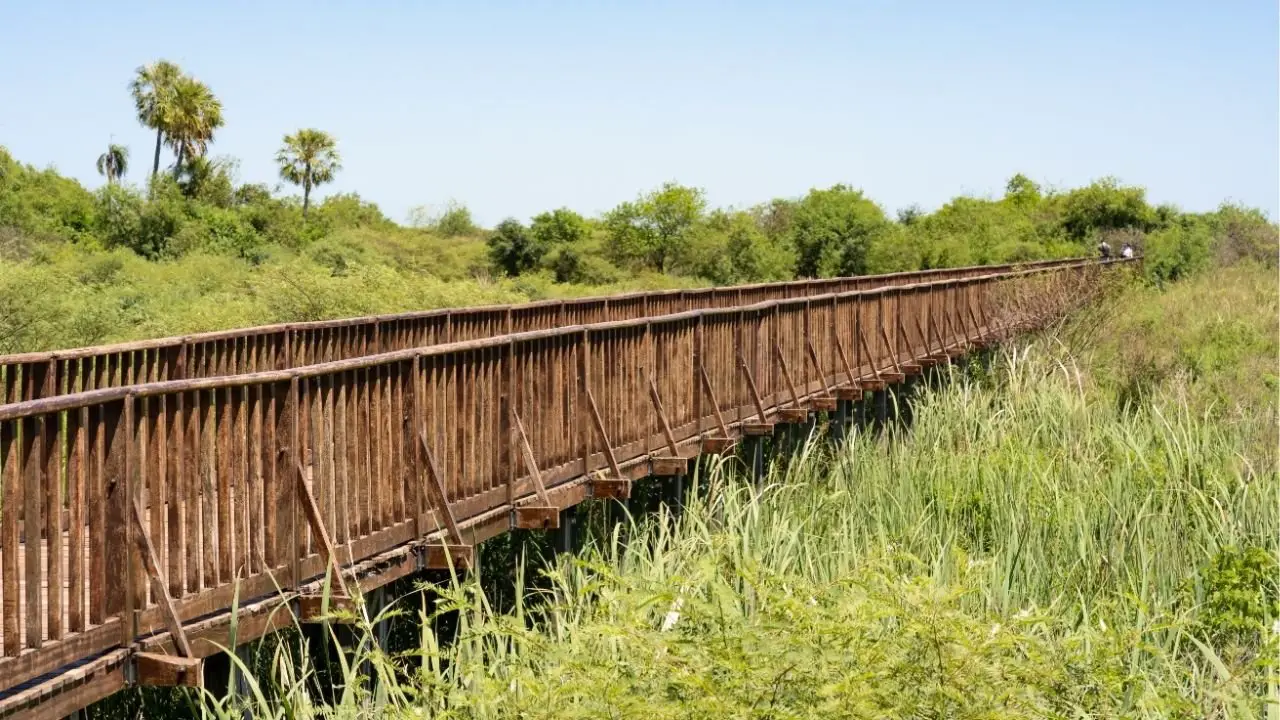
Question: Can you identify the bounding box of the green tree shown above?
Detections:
[129,60,182,179]
[790,185,890,277]
[604,182,706,273]
[1003,173,1042,206]
[165,76,224,177]
[1058,178,1154,240]
[719,210,794,282]
[95,144,129,185]
[275,129,341,218]
[487,218,542,276]
[530,207,589,248]
[176,155,234,207]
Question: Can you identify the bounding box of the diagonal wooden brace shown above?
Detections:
[857,327,882,381]
[418,431,465,546]
[737,353,771,427]
[804,341,833,398]
[698,364,731,440]
[584,386,625,480]
[772,344,803,408]
[295,461,348,598]
[877,323,904,376]
[644,370,681,458]
[967,303,986,345]
[773,344,809,423]
[834,335,857,387]
[510,411,559,529]
[913,314,930,362]
[131,497,193,658]
[645,370,689,476]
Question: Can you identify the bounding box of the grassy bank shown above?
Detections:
[185,263,1277,719]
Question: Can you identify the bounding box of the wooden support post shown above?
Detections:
[130,497,193,659]
[510,411,559,529]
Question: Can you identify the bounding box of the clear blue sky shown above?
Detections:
[2,1,1276,224]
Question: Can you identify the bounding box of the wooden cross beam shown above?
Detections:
[510,410,559,529]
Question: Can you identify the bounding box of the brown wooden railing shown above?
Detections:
[0,259,1088,406]
[0,258,1128,717]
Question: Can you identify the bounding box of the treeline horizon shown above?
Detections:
[0,58,1276,355]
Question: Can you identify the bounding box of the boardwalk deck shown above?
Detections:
[0,258,1133,719]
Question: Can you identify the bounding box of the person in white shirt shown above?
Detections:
[1121,243,1134,259]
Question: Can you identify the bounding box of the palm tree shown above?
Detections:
[95,144,129,184]
[129,60,182,178]
[164,76,224,177]
[276,129,341,218]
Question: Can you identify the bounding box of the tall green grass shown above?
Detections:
[197,266,1276,719]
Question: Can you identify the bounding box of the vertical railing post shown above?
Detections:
[120,394,141,646]
[692,314,703,436]
[407,355,423,538]
[274,378,299,591]
[578,330,590,477]
[506,339,517,510]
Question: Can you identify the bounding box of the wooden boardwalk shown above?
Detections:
[0,258,1129,718]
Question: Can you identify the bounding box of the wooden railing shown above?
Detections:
[0,259,1088,405]
[0,258,1126,712]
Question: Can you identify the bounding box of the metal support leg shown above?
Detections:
[899,375,915,427]
[874,389,888,426]
[556,507,574,554]
[832,400,849,445]
[747,435,765,490]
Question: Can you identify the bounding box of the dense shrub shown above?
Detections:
[486,218,542,276]
[789,184,891,277]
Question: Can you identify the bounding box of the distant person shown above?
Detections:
[1121,243,1135,259]
[1097,240,1112,259]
